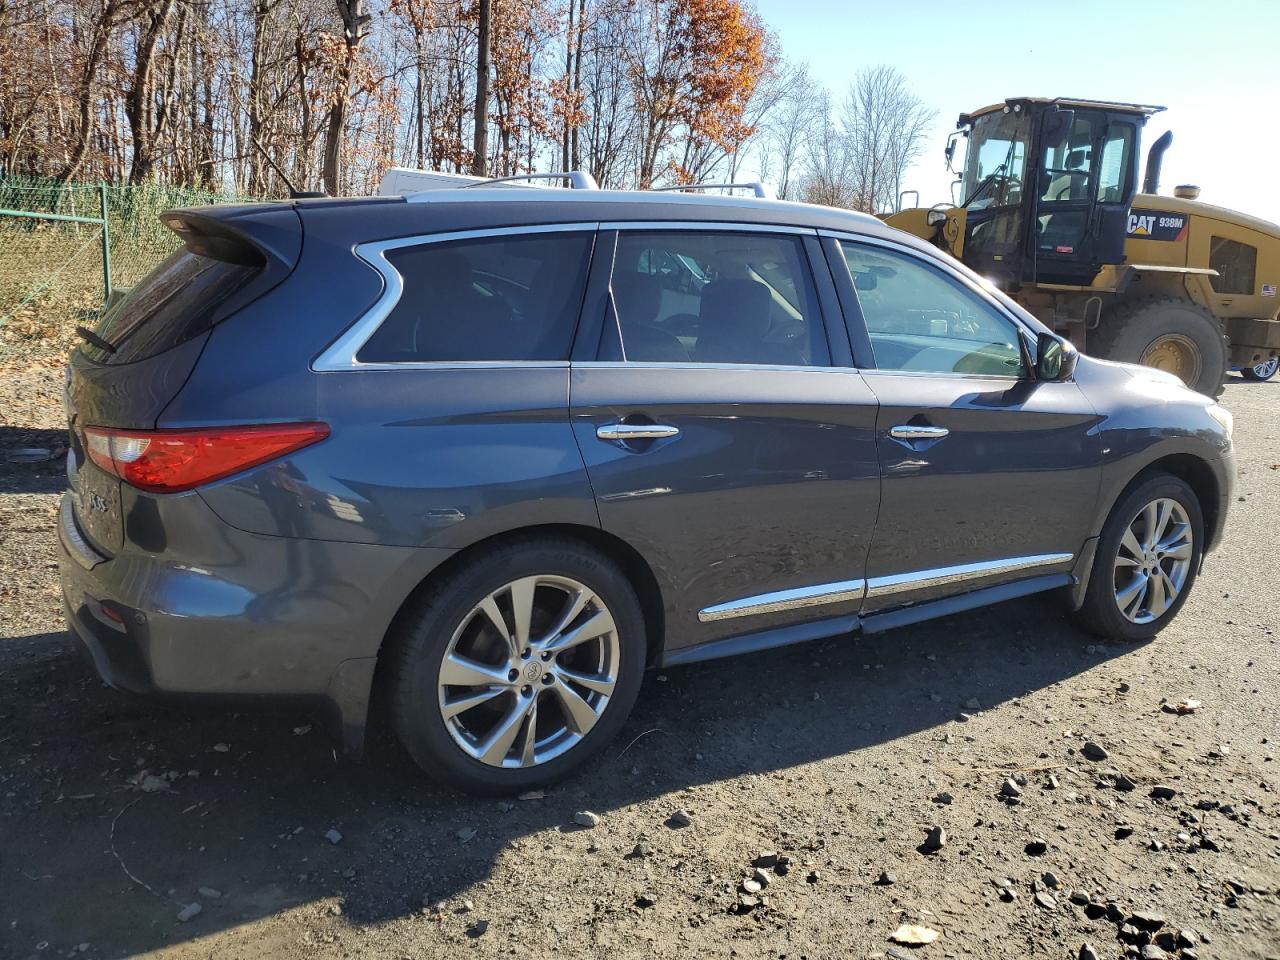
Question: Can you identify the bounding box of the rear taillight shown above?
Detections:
[82,422,329,493]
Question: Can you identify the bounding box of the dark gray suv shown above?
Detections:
[58,182,1235,793]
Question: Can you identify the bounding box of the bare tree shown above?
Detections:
[840,64,934,212]
[761,61,822,199]
[471,0,490,176]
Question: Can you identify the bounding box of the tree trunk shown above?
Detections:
[322,0,367,196]
[471,0,490,176]
[55,0,117,183]
[125,0,176,185]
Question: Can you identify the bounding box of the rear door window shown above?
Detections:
[608,230,829,366]
[357,231,595,363]
[79,249,262,364]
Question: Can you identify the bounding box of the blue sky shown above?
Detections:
[751,0,1280,223]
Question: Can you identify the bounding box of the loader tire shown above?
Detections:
[1089,297,1228,398]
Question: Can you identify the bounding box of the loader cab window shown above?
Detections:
[1039,114,1101,203]
[1209,237,1257,295]
[1096,124,1134,203]
[961,109,1032,210]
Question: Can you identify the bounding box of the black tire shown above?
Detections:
[1241,356,1279,381]
[389,536,647,794]
[1074,472,1205,642]
[1089,297,1228,398]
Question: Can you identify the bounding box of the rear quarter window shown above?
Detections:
[79,248,262,364]
[356,231,594,363]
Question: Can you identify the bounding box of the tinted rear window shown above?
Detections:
[356,231,594,363]
[80,248,261,364]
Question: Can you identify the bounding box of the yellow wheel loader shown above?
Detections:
[886,97,1280,397]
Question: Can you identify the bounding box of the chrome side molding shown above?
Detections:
[697,578,866,623]
[865,553,1074,599]
[697,552,1074,623]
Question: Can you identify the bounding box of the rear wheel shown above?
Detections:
[1242,356,1279,381]
[389,537,646,794]
[1090,298,1227,398]
[1075,473,1204,641]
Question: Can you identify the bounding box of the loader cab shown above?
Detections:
[956,98,1161,289]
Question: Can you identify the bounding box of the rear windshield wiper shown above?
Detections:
[74,325,117,354]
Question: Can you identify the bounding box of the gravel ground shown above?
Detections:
[1,367,1277,960]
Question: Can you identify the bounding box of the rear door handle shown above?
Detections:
[889,425,949,441]
[596,423,680,442]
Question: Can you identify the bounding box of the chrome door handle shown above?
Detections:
[889,425,949,440]
[596,423,680,441]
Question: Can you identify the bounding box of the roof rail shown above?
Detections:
[651,181,775,200]
[461,171,599,190]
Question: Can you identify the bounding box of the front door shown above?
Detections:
[569,226,881,657]
[831,236,1102,612]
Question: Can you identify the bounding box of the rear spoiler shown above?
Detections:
[160,205,303,271]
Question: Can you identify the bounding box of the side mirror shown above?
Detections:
[1035,332,1078,381]
[1041,107,1076,145]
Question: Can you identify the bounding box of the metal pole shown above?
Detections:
[99,182,112,305]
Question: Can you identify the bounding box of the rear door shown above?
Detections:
[827,233,1102,612]
[569,224,881,658]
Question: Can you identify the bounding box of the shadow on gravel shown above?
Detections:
[0,598,1132,958]
[0,426,68,494]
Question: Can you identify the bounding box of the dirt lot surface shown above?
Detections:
[2,366,1278,960]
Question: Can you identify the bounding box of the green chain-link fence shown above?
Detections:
[0,177,255,366]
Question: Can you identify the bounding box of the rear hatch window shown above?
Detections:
[78,244,263,365]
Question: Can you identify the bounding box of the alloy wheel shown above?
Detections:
[1112,497,1194,624]
[1251,356,1279,380]
[436,575,620,768]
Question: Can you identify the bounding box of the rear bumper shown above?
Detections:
[57,491,453,749]
[1225,317,1280,367]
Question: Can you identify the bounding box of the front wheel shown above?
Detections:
[1242,356,1279,381]
[389,538,647,794]
[1089,298,1227,398]
[1075,473,1204,642]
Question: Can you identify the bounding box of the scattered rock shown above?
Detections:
[889,923,940,946]
[1024,838,1047,856]
[1139,946,1167,960]
[923,826,947,851]
[572,810,600,828]
[466,919,490,937]
[1112,771,1137,792]
[455,827,477,843]
[741,878,763,895]
[1082,742,1109,761]
[1079,943,1101,960]
[1069,890,1089,906]
[197,887,222,899]
[628,842,653,859]
[1176,929,1197,948]
[1150,785,1177,800]
[1041,871,1061,889]
[176,902,202,923]
[292,724,312,736]
[496,801,514,813]
[932,791,953,805]
[1148,838,1165,852]
[1163,698,1201,715]
[1034,891,1057,910]
[752,851,779,868]
[805,870,820,884]
[634,893,657,909]
[876,871,896,886]
[212,743,231,753]
[1046,774,1060,790]
[324,829,343,845]
[666,809,692,829]
[751,867,771,888]
[1115,824,1135,840]
[1129,910,1166,931]
[138,774,170,793]
[517,790,544,801]
[1000,778,1023,798]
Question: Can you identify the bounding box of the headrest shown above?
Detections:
[612,272,662,326]
[699,278,772,340]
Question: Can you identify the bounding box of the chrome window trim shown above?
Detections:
[865,552,1074,599]
[818,229,1041,353]
[697,552,1074,623]
[311,222,599,372]
[604,220,818,235]
[698,578,866,623]
[572,361,851,374]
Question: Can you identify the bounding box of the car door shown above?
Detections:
[569,224,881,660]
[825,233,1103,613]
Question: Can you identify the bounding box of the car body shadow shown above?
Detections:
[0,598,1131,957]
[0,426,68,494]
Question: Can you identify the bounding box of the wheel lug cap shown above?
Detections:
[542,674,554,685]
[521,685,532,697]
[508,668,519,682]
